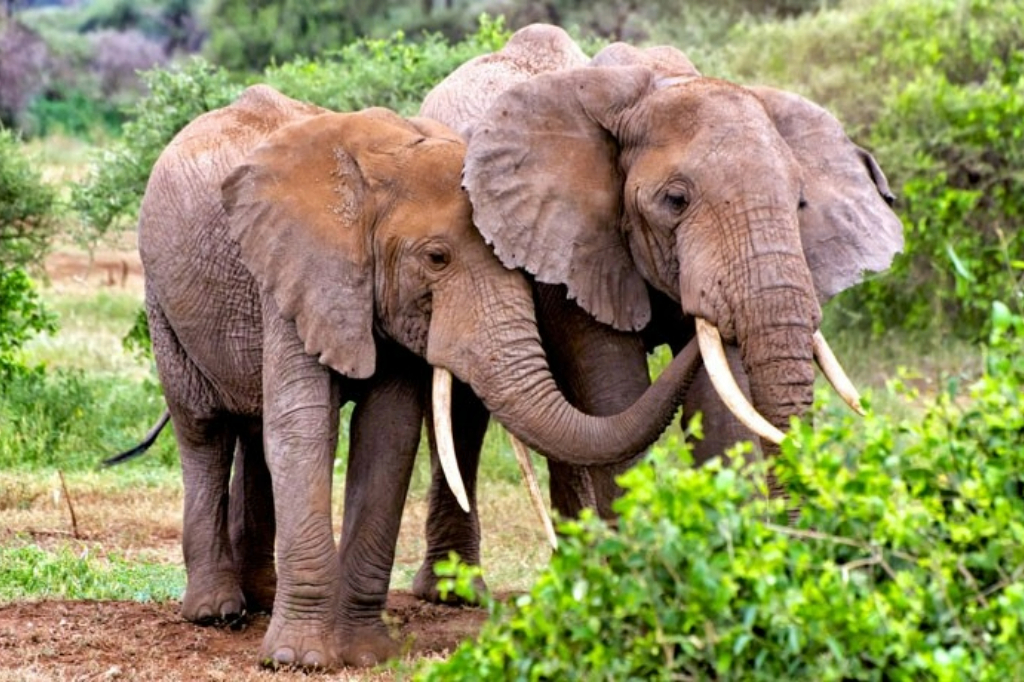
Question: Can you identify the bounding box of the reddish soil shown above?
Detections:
[0,594,488,680]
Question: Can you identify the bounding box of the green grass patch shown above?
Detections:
[0,368,175,471]
[0,545,184,604]
[26,289,149,376]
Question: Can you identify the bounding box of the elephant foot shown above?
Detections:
[182,574,246,624]
[336,623,401,668]
[412,560,489,606]
[259,615,335,670]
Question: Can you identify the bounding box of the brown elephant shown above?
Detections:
[412,25,903,600]
[139,84,704,669]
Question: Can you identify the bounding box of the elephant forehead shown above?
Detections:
[644,81,775,141]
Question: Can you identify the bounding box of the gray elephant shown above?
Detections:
[412,25,903,600]
[139,83,704,669]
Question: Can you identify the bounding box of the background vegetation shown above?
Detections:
[1,0,1022,678]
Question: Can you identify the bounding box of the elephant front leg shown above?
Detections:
[259,309,341,669]
[335,346,426,667]
[413,379,489,604]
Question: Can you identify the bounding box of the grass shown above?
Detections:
[0,545,185,603]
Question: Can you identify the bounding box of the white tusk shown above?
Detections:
[509,433,558,550]
[695,318,785,445]
[432,367,470,512]
[813,330,865,416]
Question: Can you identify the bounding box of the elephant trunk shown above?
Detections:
[732,234,821,495]
[478,317,702,466]
[740,322,816,495]
[429,272,701,467]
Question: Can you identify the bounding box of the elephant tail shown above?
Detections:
[102,409,171,467]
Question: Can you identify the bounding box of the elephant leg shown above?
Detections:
[229,418,276,614]
[413,379,489,604]
[174,413,247,623]
[259,304,341,669]
[535,283,650,520]
[148,292,245,624]
[334,345,426,667]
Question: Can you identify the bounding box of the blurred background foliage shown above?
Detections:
[2,0,1020,355]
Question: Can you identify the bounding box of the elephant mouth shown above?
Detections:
[694,317,864,444]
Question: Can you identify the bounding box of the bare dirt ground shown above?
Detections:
[0,596,487,681]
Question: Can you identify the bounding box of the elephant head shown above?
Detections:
[461,44,903,478]
[217,90,702,488]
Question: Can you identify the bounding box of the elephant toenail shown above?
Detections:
[301,650,327,668]
[271,647,296,667]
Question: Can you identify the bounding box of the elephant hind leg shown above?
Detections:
[174,411,247,624]
[229,418,276,614]
[148,293,247,624]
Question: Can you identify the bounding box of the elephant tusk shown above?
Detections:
[695,318,785,445]
[812,330,865,416]
[509,432,558,550]
[432,367,471,513]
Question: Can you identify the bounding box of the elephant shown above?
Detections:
[411,24,903,601]
[138,83,706,669]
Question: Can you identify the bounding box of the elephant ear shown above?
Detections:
[222,112,377,379]
[464,66,656,332]
[751,86,905,302]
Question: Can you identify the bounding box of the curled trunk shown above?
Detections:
[464,315,702,467]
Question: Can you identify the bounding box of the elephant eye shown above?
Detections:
[663,190,689,213]
[424,245,452,270]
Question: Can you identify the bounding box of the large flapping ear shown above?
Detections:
[464,66,658,332]
[750,86,904,302]
[590,42,701,80]
[222,112,378,379]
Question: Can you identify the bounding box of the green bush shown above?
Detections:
[26,89,126,139]
[421,303,1024,680]
[0,127,59,377]
[263,16,509,117]
[854,67,1024,336]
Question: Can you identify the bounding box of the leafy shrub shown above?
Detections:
[26,89,126,139]
[0,128,58,377]
[263,15,509,117]
[72,17,509,245]
[421,304,1024,680]
[853,66,1024,337]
